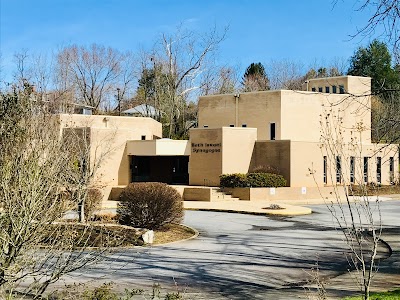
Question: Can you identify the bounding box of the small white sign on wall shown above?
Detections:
[270,187,276,195]
[301,187,307,195]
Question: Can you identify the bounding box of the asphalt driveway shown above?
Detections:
[58,200,400,300]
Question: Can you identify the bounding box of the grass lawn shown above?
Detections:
[343,289,400,299]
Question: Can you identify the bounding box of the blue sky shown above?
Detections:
[0,0,379,82]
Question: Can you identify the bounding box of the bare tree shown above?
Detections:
[316,94,398,300]
[148,25,227,138]
[0,83,109,298]
[55,44,128,113]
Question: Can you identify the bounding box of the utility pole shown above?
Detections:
[117,87,121,116]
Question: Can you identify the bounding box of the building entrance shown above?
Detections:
[131,156,189,185]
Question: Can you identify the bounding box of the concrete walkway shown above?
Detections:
[184,199,312,215]
[183,195,394,216]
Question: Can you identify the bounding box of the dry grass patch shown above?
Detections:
[153,223,196,245]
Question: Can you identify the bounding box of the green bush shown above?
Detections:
[219,173,248,188]
[117,182,184,230]
[247,172,287,187]
[219,173,287,188]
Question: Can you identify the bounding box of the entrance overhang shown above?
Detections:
[127,139,191,156]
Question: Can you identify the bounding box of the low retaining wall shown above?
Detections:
[223,186,347,201]
[183,187,212,201]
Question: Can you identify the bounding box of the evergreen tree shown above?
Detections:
[241,62,270,92]
[347,40,399,97]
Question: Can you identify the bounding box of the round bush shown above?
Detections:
[117,182,184,230]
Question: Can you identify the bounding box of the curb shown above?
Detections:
[184,207,312,216]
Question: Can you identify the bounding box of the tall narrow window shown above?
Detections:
[339,85,345,94]
[323,156,327,184]
[141,135,146,140]
[332,85,337,93]
[312,87,316,92]
[377,157,382,184]
[318,87,323,92]
[336,156,341,183]
[390,157,394,182]
[325,86,330,93]
[270,123,276,140]
[364,157,369,183]
[350,156,355,184]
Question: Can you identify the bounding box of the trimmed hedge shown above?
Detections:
[117,182,184,230]
[220,172,287,188]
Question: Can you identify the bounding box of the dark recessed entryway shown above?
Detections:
[130,156,189,185]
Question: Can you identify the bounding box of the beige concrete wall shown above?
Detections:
[221,127,257,174]
[249,140,291,185]
[198,91,281,140]
[127,139,190,156]
[189,128,223,186]
[280,91,371,143]
[290,141,399,187]
[58,114,162,205]
[303,76,371,96]
[224,186,347,201]
[189,127,257,186]
[183,188,212,201]
[198,79,371,144]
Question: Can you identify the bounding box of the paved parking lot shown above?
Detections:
[61,200,400,299]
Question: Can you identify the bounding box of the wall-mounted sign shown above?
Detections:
[191,142,221,154]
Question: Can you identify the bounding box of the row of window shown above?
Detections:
[312,85,345,94]
[323,156,394,184]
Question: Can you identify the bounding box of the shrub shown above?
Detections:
[117,182,184,230]
[247,172,287,187]
[219,173,287,188]
[249,164,281,175]
[219,173,248,188]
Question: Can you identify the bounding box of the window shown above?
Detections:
[350,156,355,184]
[229,124,234,127]
[390,157,394,182]
[203,125,208,128]
[318,87,323,92]
[242,124,247,127]
[270,123,276,140]
[364,157,369,183]
[312,87,316,92]
[141,135,146,140]
[332,85,337,93]
[377,157,382,184]
[339,85,345,94]
[325,86,330,93]
[323,156,327,184]
[336,156,341,183]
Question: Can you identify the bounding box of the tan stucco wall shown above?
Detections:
[221,127,257,174]
[189,127,257,186]
[183,187,212,201]
[249,140,291,186]
[198,91,281,140]
[303,76,372,96]
[58,114,162,205]
[290,141,398,187]
[127,139,190,156]
[189,128,223,186]
[198,80,371,144]
[224,186,347,201]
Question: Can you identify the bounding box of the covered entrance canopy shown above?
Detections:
[126,139,191,185]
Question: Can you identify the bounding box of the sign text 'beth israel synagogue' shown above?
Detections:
[191,143,221,154]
